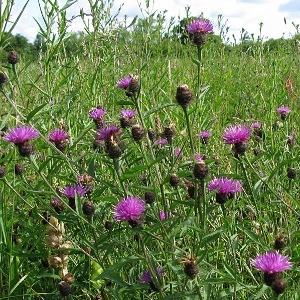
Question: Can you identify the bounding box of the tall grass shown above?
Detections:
[0,0,299,299]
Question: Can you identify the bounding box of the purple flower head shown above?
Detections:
[117,75,131,89]
[160,210,167,221]
[89,107,106,120]
[222,125,251,144]
[194,153,204,162]
[208,177,242,194]
[252,251,292,274]
[49,129,70,142]
[140,267,163,283]
[62,184,86,199]
[174,147,183,159]
[113,196,146,222]
[196,131,212,138]
[97,125,121,141]
[155,138,168,147]
[277,106,291,115]
[187,19,213,34]
[120,108,137,119]
[3,126,39,144]
[251,122,261,129]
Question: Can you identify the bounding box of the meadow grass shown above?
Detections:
[0,0,299,299]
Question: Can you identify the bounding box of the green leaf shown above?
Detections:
[26,102,48,122]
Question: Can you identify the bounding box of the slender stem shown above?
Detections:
[113,158,127,197]
[183,106,195,156]
[197,45,202,99]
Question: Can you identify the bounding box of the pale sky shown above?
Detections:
[9,0,300,43]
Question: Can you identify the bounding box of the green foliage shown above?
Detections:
[0,0,299,299]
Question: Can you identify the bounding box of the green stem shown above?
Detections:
[183,106,195,156]
[113,158,127,197]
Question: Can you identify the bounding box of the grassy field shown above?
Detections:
[0,1,299,299]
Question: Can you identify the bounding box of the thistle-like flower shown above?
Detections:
[277,106,291,120]
[222,124,251,155]
[113,196,146,226]
[120,108,137,128]
[61,184,86,210]
[208,177,242,204]
[252,252,292,274]
[140,267,163,291]
[186,19,213,45]
[89,107,106,129]
[49,129,70,152]
[196,131,212,144]
[3,125,39,157]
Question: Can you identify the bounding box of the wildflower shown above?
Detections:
[196,131,212,144]
[113,196,146,227]
[287,133,296,147]
[186,19,213,46]
[163,124,176,140]
[208,177,242,204]
[89,107,106,129]
[277,106,291,120]
[274,235,286,251]
[49,129,70,152]
[252,251,292,274]
[251,122,261,129]
[176,84,193,108]
[77,174,94,194]
[61,184,86,210]
[58,281,71,297]
[97,125,121,141]
[222,124,251,155]
[148,128,156,141]
[120,108,137,128]
[140,267,163,291]
[3,125,39,157]
[14,163,25,175]
[82,200,96,217]
[159,210,167,221]
[181,256,200,279]
[287,167,296,179]
[51,197,64,214]
[155,138,168,147]
[117,75,131,89]
[252,251,292,288]
[117,74,139,97]
[174,147,183,159]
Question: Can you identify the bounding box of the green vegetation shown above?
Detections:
[0,0,299,299]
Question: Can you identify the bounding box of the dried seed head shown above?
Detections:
[287,167,296,179]
[181,256,199,279]
[0,165,6,178]
[144,191,155,205]
[0,72,8,84]
[274,235,286,251]
[271,278,286,295]
[58,281,71,297]
[14,163,25,175]
[176,84,193,107]
[131,124,145,142]
[170,173,180,187]
[147,128,156,141]
[7,51,19,64]
[82,200,96,217]
[193,161,209,180]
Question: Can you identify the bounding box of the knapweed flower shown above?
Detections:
[3,125,39,144]
[113,196,146,226]
[89,107,106,129]
[62,184,86,210]
[174,147,183,159]
[3,125,39,157]
[186,19,213,45]
[97,125,121,141]
[222,124,251,155]
[251,122,261,129]
[140,267,163,283]
[49,129,70,152]
[117,75,131,89]
[117,74,139,97]
[208,177,242,204]
[159,210,167,221]
[252,251,292,289]
[252,252,292,274]
[155,138,168,147]
[196,131,212,144]
[61,184,86,200]
[176,84,193,108]
[277,106,291,120]
[120,108,137,129]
